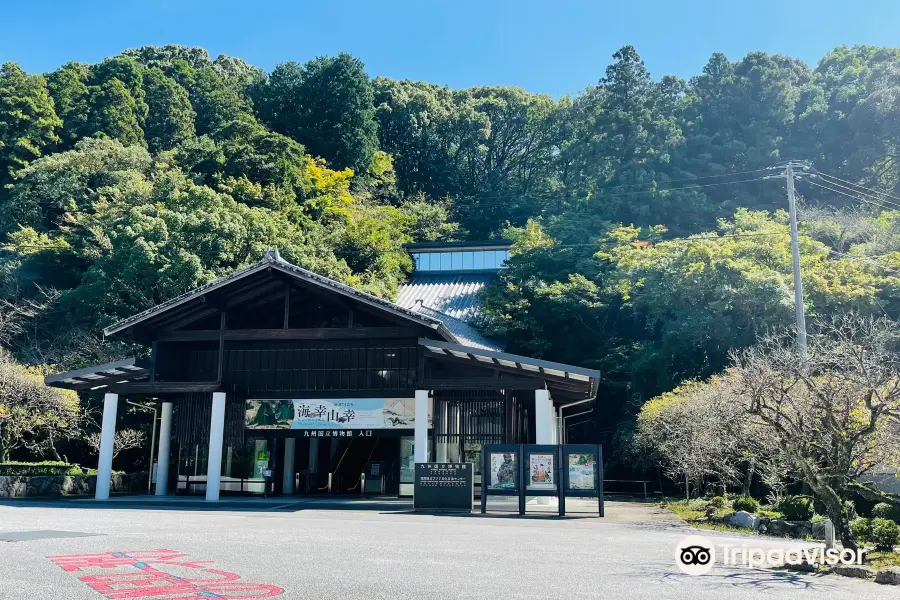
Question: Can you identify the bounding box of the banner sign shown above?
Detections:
[245,398,430,430]
[414,463,473,512]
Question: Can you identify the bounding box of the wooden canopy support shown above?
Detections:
[421,377,547,390]
[103,381,246,395]
[155,327,419,342]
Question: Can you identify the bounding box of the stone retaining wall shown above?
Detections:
[0,473,147,498]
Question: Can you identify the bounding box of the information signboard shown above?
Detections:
[481,444,605,517]
[414,463,474,512]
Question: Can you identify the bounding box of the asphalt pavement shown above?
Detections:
[0,498,894,599]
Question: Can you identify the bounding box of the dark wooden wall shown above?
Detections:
[156,339,422,394]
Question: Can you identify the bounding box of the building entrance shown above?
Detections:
[279,434,405,496]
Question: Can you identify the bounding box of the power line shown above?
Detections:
[574,168,775,192]
[813,169,900,204]
[451,176,776,211]
[805,174,900,211]
[0,231,792,256]
[803,180,900,212]
[823,248,900,276]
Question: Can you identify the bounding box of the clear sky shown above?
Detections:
[3,0,900,97]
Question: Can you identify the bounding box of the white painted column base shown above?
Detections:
[95,393,119,500]
[535,389,553,505]
[205,392,226,501]
[154,402,173,496]
[283,438,296,495]
[414,390,429,463]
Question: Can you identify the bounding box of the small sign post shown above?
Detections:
[414,463,473,512]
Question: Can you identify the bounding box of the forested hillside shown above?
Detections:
[3,43,900,463]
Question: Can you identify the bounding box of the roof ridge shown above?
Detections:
[104,253,449,338]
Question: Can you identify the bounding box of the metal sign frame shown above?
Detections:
[481,444,605,517]
[480,444,523,514]
[560,444,604,517]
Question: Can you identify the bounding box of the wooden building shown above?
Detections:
[46,245,600,500]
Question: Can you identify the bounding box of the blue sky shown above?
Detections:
[3,0,900,97]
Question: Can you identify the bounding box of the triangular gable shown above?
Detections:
[104,252,455,342]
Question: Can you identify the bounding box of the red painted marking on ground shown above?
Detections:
[47,549,284,598]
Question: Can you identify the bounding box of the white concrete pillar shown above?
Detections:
[283,438,296,494]
[154,402,173,496]
[205,392,226,501]
[535,389,553,444]
[414,390,429,463]
[95,393,119,500]
[436,400,448,462]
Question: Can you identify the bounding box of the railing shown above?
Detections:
[176,475,273,496]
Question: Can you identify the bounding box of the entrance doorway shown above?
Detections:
[279,435,404,496]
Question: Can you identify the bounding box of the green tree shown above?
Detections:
[46,62,91,148]
[258,54,378,173]
[84,79,146,146]
[142,68,196,152]
[0,63,61,184]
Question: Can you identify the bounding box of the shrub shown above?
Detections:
[732,496,760,513]
[843,500,858,521]
[780,495,815,521]
[688,499,709,511]
[850,517,873,543]
[871,502,898,521]
[870,518,900,551]
[0,461,86,476]
[709,496,728,509]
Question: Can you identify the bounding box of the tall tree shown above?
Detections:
[83,79,145,146]
[46,62,91,149]
[142,68,196,152]
[258,54,378,173]
[0,63,61,185]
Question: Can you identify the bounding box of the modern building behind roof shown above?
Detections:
[395,240,511,351]
[45,243,599,502]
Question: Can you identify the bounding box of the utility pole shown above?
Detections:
[786,162,808,363]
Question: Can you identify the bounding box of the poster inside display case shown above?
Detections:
[566,452,597,491]
[526,453,556,490]
[487,451,518,491]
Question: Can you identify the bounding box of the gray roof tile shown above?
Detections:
[396,273,503,351]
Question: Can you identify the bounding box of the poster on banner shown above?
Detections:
[527,453,555,490]
[488,452,518,490]
[567,453,597,490]
[245,398,431,430]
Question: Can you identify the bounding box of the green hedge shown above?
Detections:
[0,461,95,476]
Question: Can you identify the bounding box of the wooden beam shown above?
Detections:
[155,327,420,342]
[424,351,589,394]
[283,282,290,329]
[106,381,245,395]
[217,311,226,382]
[421,377,548,390]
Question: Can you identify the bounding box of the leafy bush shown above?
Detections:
[732,496,759,513]
[850,518,873,543]
[0,461,86,476]
[709,496,728,509]
[780,495,815,521]
[688,499,709,511]
[843,500,858,521]
[871,502,899,521]
[871,518,900,551]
